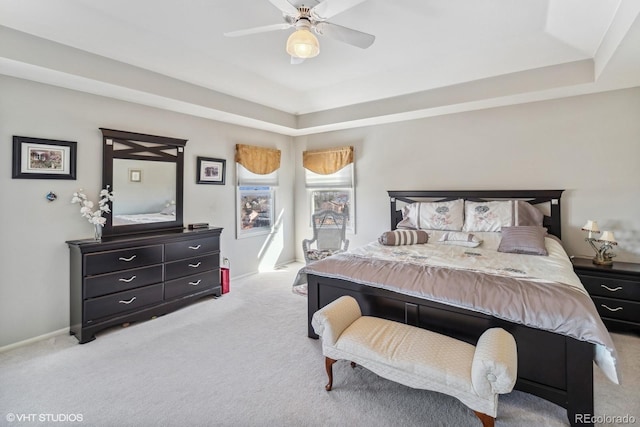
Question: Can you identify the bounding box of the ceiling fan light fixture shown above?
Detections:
[286,28,320,59]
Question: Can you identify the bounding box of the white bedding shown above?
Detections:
[351,231,588,296]
[112,212,174,225]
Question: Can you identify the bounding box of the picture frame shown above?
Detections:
[129,169,142,182]
[197,156,226,185]
[237,186,275,238]
[12,136,77,180]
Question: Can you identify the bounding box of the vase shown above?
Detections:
[94,224,103,241]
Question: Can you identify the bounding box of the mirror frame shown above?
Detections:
[100,128,187,237]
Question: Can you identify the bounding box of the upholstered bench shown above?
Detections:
[311,296,517,427]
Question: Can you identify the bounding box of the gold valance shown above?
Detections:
[302,146,354,175]
[235,144,281,175]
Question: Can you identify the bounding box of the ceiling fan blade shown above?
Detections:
[224,23,292,37]
[314,21,375,49]
[291,56,305,65]
[268,0,299,16]
[311,0,368,20]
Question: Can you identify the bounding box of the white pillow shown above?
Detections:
[397,199,464,231]
[463,201,512,232]
[438,231,483,247]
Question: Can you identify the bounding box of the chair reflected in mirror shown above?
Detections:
[303,210,350,264]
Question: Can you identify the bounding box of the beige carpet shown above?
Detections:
[1,262,638,427]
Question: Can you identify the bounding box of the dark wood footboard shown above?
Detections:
[307,274,595,427]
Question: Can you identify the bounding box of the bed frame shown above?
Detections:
[307,190,595,427]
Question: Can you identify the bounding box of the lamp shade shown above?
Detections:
[598,231,617,244]
[286,29,320,58]
[581,220,600,233]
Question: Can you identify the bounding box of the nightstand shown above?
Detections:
[572,257,640,333]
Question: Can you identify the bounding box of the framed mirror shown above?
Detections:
[100,128,187,237]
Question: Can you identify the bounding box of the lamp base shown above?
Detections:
[592,257,613,266]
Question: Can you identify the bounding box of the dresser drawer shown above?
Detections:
[85,245,163,276]
[165,254,220,281]
[84,283,164,323]
[591,296,640,323]
[164,271,219,300]
[579,274,640,301]
[85,265,163,298]
[165,236,219,262]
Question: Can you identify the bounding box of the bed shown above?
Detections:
[303,190,618,427]
[112,212,175,225]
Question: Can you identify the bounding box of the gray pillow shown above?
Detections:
[515,200,544,227]
[498,226,548,256]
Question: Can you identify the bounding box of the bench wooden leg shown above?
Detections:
[325,357,337,391]
[473,411,495,427]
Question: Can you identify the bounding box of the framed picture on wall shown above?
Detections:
[197,156,226,185]
[129,169,142,182]
[12,136,77,180]
[237,186,274,238]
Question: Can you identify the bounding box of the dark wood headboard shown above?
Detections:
[388,190,564,239]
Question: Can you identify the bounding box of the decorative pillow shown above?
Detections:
[514,200,544,227]
[396,199,464,231]
[463,201,513,232]
[438,231,483,247]
[497,226,548,256]
[379,230,429,246]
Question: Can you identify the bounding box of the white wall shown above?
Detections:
[0,75,295,347]
[294,87,640,263]
[2,73,639,348]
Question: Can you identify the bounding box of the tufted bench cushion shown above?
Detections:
[312,296,517,427]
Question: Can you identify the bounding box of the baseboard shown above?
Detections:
[0,327,69,353]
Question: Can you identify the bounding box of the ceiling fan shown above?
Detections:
[224,0,375,63]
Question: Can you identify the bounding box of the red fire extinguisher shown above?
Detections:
[220,258,230,294]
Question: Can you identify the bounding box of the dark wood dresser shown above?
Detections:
[67,227,222,343]
[572,256,640,333]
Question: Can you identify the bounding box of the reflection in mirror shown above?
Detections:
[101,128,187,237]
[111,159,176,225]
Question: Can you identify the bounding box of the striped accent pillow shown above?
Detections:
[438,231,483,247]
[498,226,548,256]
[378,230,429,246]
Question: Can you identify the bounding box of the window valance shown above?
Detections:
[303,146,353,175]
[235,144,281,175]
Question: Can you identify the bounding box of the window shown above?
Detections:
[235,144,281,238]
[303,146,355,232]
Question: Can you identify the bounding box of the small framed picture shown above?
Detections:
[197,156,226,185]
[12,136,77,180]
[129,169,142,182]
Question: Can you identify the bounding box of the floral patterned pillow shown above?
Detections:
[463,201,513,232]
[397,199,464,231]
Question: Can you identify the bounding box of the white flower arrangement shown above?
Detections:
[71,186,115,226]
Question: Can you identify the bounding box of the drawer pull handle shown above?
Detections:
[119,255,137,262]
[188,245,202,250]
[119,275,137,283]
[188,262,202,268]
[601,304,623,312]
[601,285,622,292]
[118,297,137,305]
[189,280,202,286]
